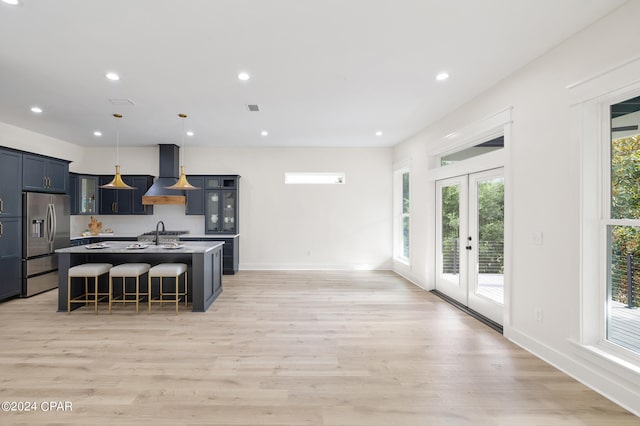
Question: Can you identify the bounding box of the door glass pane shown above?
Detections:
[222,192,236,233]
[607,225,640,353]
[206,191,220,232]
[80,177,97,214]
[441,184,460,284]
[476,177,504,304]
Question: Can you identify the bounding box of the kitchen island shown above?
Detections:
[56,241,224,312]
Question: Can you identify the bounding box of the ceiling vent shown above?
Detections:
[109,98,136,107]
[247,104,260,112]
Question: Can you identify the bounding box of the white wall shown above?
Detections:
[70,145,393,270]
[0,121,84,163]
[393,0,640,414]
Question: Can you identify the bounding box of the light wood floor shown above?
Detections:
[0,271,637,425]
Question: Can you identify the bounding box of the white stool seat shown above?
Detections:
[69,263,113,277]
[148,263,188,314]
[109,263,151,314]
[110,263,150,277]
[149,263,187,277]
[68,263,113,314]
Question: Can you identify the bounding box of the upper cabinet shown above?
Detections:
[185,175,240,234]
[98,175,154,215]
[22,154,69,193]
[185,176,205,215]
[205,175,239,234]
[0,149,23,217]
[69,173,99,215]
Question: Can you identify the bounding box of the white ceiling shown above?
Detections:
[0,0,627,148]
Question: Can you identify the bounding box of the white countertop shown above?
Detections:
[57,241,224,254]
[70,233,239,240]
[180,234,240,239]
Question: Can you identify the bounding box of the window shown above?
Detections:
[605,95,640,354]
[440,136,504,166]
[284,172,345,184]
[393,163,410,263]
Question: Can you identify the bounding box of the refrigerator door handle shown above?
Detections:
[51,203,57,243]
[46,203,54,244]
[43,203,50,243]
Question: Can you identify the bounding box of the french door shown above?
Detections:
[435,168,504,325]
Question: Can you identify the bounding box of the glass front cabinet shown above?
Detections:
[205,190,237,234]
[70,173,99,215]
[204,175,239,234]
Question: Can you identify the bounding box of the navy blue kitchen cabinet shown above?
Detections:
[185,176,205,215]
[22,154,69,193]
[99,175,154,215]
[0,149,22,217]
[69,173,99,215]
[0,217,21,300]
[0,148,23,301]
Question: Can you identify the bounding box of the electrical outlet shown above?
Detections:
[532,231,543,245]
[307,250,312,256]
[534,308,543,323]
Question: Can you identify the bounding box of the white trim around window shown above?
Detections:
[571,56,640,381]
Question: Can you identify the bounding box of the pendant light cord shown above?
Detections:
[114,113,123,165]
[179,113,187,166]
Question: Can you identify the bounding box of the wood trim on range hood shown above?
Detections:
[142,195,186,205]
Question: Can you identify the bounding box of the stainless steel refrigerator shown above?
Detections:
[22,192,70,297]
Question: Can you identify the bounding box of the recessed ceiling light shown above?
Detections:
[106,72,120,81]
[436,72,449,81]
[93,131,102,137]
[30,106,43,114]
[1,0,21,5]
[375,131,383,136]
[186,131,194,137]
[261,130,268,136]
[238,72,250,81]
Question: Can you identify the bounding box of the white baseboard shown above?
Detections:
[506,327,640,416]
[239,262,393,271]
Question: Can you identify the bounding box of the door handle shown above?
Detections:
[51,203,57,242]
[0,221,3,238]
[0,197,3,214]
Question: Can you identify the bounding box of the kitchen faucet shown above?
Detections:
[155,220,165,245]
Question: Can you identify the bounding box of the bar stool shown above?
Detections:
[67,263,113,314]
[109,263,151,314]
[148,263,188,314]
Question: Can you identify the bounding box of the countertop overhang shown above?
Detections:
[57,241,224,254]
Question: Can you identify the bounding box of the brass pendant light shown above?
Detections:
[165,113,199,190]
[100,113,135,190]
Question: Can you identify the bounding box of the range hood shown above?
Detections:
[142,144,187,205]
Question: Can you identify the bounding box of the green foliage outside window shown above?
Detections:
[610,135,640,307]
